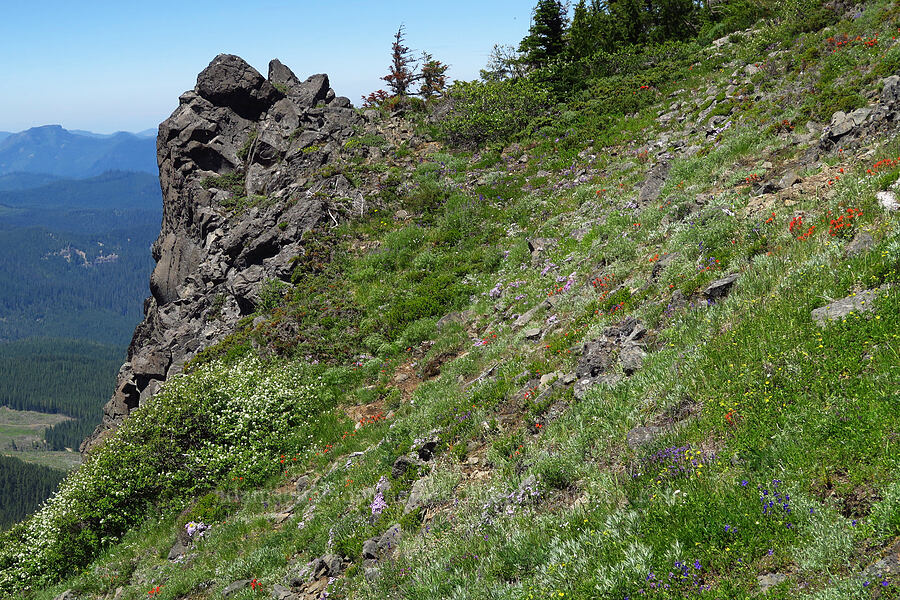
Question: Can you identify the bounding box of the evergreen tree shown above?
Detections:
[519,0,569,69]
[568,0,610,60]
[382,24,418,97]
[418,52,449,99]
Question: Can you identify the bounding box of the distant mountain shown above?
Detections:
[0,125,157,178]
[0,172,62,192]
[0,132,10,143]
[135,128,158,138]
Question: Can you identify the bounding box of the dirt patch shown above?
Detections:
[343,399,386,426]
[810,468,882,519]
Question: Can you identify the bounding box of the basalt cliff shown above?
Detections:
[82,54,413,453]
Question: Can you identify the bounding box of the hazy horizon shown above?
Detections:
[1,1,536,134]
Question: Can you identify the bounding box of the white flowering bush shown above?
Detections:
[0,356,331,594]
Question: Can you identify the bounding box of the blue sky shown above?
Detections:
[0,1,536,134]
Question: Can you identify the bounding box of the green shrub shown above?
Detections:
[201,172,245,197]
[439,78,552,146]
[177,492,236,528]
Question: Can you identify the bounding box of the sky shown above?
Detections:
[0,1,536,134]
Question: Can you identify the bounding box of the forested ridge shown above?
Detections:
[0,455,64,529]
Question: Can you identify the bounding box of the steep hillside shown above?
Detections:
[3,1,900,599]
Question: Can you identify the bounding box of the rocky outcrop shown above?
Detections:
[819,75,900,151]
[82,55,372,453]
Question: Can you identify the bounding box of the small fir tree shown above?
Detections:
[418,52,449,99]
[382,24,418,97]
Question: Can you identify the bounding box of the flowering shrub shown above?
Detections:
[0,357,331,594]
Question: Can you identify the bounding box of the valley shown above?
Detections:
[0,127,161,529]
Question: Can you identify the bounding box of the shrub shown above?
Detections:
[0,358,332,594]
[438,78,552,146]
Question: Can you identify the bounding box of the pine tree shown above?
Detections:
[519,0,569,69]
[382,24,418,97]
[418,52,449,99]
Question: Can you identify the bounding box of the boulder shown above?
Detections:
[620,344,647,375]
[811,289,882,326]
[881,75,900,105]
[777,170,800,190]
[845,232,874,257]
[268,60,330,109]
[576,338,616,379]
[222,579,252,598]
[404,478,428,514]
[828,111,854,139]
[196,54,282,120]
[703,273,740,299]
[391,455,418,479]
[639,160,670,203]
[271,584,294,600]
[523,327,542,340]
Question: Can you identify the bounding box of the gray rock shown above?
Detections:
[757,572,788,593]
[330,96,352,108]
[312,553,343,578]
[777,170,800,190]
[391,455,418,479]
[845,232,875,257]
[881,75,900,105]
[639,161,670,203]
[53,592,78,600]
[268,59,330,109]
[271,583,293,600]
[362,538,379,560]
[849,107,872,126]
[364,524,403,560]
[828,111,854,139]
[527,237,557,257]
[864,538,900,578]
[523,327,542,340]
[626,425,665,449]
[295,475,310,493]
[513,300,550,329]
[222,579,253,597]
[378,524,402,555]
[150,233,203,305]
[167,538,188,561]
[811,289,882,326]
[436,310,472,331]
[704,273,740,299]
[576,339,616,379]
[364,567,381,582]
[81,53,385,453]
[404,478,428,514]
[670,289,687,309]
[620,344,646,375]
[197,54,282,120]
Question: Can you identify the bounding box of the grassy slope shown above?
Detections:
[13,3,900,599]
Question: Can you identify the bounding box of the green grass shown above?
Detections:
[8,1,900,598]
